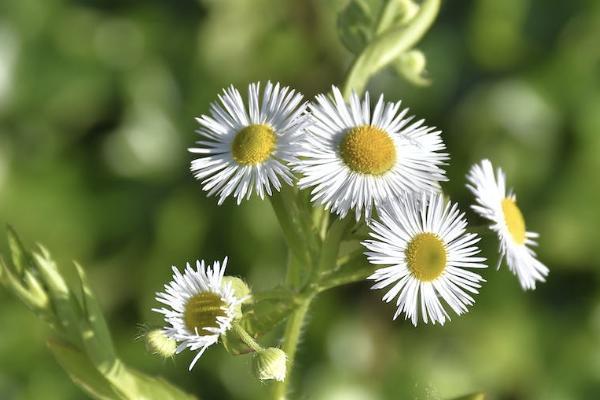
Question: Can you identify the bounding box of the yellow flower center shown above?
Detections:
[183,292,227,334]
[501,198,526,245]
[231,124,276,165]
[339,125,396,175]
[405,233,447,282]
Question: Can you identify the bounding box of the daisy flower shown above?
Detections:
[466,159,549,290]
[363,194,487,325]
[190,81,308,205]
[295,85,448,220]
[153,258,241,370]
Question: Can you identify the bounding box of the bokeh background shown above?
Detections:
[1,0,599,399]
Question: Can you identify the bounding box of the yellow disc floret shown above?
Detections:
[339,125,396,175]
[501,198,526,245]
[405,233,447,282]
[232,124,276,165]
[184,292,227,334]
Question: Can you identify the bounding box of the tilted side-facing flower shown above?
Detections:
[190,81,308,205]
[153,258,241,370]
[295,85,448,220]
[363,194,487,325]
[466,159,549,290]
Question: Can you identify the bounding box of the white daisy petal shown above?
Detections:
[295,85,448,221]
[190,82,309,204]
[153,258,241,370]
[466,159,549,290]
[363,193,487,325]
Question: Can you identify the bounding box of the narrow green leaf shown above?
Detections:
[31,246,82,344]
[0,256,49,311]
[73,261,118,371]
[6,225,33,276]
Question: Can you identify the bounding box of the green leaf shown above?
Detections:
[0,256,49,311]
[73,261,118,372]
[318,254,375,292]
[221,328,253,355]
[6,225,33,276]
[241,287,297,338]
[5,230,197,400]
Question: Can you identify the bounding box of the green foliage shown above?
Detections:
[337,0,380,55]
[0,229,197,400]
[337,0,438,94]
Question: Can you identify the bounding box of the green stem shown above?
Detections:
[271,3,443,397]
[271,295,312,400]
[233,323,264,353]
[342,0,441,98]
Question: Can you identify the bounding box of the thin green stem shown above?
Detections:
[271,295,312,400]
[233,323,264,353]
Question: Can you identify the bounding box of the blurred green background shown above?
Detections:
[1,0,599,399]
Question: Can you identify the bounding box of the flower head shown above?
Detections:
[295,85,448,220]
[466,159,549,290]
[153,258,241,370]
[190,82,309,205]
[363,194,487,325]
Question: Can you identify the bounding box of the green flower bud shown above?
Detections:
[222,276,251,301]
[222,276,251,320]
[252,347,287,382]
[398,0,420,25]
[394,49,431,86]
[145,329,177,359]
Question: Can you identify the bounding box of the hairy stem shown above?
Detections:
[271,295,312,400]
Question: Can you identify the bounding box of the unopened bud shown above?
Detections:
[222,276,251,301]
[222,276,251,319]
[252,347,287,382]
[398,0,419,25]
[395,49,430,86]
[145,329,177,358]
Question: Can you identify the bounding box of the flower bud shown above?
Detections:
[222,276,251,301]
[395,49,430,86]
[398,0,419,25]
[145,329,177,359]
[222,276,251,320]
[252,347,287,382]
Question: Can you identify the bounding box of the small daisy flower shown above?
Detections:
[466,159,549,290]
[190,82,308,205]
[153,258,241,370]
[363,194,487,325]
[295,85,448,220]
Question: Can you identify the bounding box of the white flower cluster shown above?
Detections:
[154,82,549,369]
